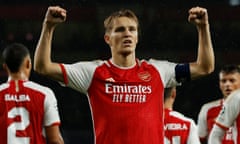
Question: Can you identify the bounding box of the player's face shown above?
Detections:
[219,72,240,98]
[104,17,138,56]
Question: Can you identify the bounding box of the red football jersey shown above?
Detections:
[198,99,234,144]
[215,89,240,144]
[0,80,60,144]
[164,108,200,144]
[61,59,179,144]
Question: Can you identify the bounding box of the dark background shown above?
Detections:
[1,0,240,143]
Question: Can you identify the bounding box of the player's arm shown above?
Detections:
[188,6,215,80]
[209,90,240,144]
[45,125,64,144]
[208,124,225,144]
[187,120,201,144]
[34,6,67,82]
[196,105,208,144]
[44,88,64,144]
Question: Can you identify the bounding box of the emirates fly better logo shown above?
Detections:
[105,83,152,103]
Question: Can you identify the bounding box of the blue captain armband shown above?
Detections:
[175,63,191,83]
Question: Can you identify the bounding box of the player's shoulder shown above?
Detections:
[200,99,222,110]
[229,89,240,98]
[82,59,104,65]
[170,110,195,123]
[0,82,9,91]
[24,81,54,94]
[147,58,171,65]
[143,59,177,71]
[170,110,185,118]
[66,59,105,68]
[89,59,105,66]
[225,89,240,103]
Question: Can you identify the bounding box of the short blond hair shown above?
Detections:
[104,9,139,34]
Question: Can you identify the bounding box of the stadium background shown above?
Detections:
[1,0,240,143]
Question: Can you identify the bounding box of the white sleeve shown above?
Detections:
[208,124,225,144]
[215,90,240,128]
[187,120,201,144]
[148,59,180,88]
[197,105,208,139]
[63,60,104,94]
[44,88,61,126]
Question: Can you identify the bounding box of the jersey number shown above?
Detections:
[164,136,181,144]
[8,107,30,143]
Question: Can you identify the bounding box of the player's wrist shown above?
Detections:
[196,22,210,31]
[42,20,56,31]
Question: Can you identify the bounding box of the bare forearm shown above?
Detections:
[197,24,214,74]
[46,126,65,144]
[34,6,66,82]
[188,7,215,79]
[34,23,64,82]
[190,24,214,79]
[34,24,54,74]
[48,139,64,144]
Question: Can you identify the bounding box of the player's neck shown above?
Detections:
[164,100,173,110]
[8,72,29,81]
[111,54,136,67]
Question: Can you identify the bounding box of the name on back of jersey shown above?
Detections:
[5,94,30,102]
[164,123,188,131]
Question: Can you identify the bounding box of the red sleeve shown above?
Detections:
[59,63,68,85]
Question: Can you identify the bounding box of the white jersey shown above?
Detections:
[214,89,240,143]
[197,99,234,144]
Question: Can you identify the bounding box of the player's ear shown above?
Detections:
[26,58,32,70]
[104,34,110,44]
[171,87,177,99]
[24,56,32,70]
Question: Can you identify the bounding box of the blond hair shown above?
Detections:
[104,9,139,34]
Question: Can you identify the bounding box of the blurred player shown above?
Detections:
[208,88,240,144]
[197,64,240,144]
[34,6,214,144]
[0,43,64,144]
[164,87,200,144]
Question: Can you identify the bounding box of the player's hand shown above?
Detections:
[188,6,208,26]
[44,6,67,27]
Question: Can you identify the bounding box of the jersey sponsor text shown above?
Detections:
[105,83,151,103]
